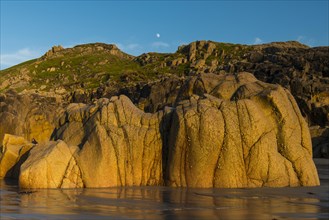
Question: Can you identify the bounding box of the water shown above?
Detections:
[1,159,328,220]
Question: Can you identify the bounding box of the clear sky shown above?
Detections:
[1,0,328,69]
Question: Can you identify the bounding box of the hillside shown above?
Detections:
[0,40,328,157]
[1,41,322,91]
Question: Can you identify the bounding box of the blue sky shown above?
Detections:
[1,0,328,69]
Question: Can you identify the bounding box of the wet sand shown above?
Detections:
[1,159,328,220]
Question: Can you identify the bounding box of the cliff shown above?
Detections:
[1,73,320,188]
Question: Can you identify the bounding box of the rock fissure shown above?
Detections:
[236,101,248,180]
[108,129,122,186]
[182,104,189,187]
[286,92,310,154]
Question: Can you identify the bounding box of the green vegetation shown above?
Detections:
[0,41,255,93]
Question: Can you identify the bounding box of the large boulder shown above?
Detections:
[166,74,319,187]
[19,140,82,188]
[0,134,34,178]
[12,72,320,188]
[52,96,167,188]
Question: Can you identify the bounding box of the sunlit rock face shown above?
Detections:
[51,96,166,188]
[165,73,319,188]
[19,140,82,189]
[0,72,319,188]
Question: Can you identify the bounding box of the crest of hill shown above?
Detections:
[41,43,134,60]
[0,43,140,93]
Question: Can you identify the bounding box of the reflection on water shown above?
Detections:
[1,159,328,220]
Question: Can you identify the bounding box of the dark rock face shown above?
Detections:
[236,46,329,128]
[310,126,329,158]
[114,76,184,113]
[0,90,63,144]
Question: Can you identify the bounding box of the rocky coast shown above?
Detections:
[0,41,327,188]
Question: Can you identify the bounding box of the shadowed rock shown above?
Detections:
[0,90,63,145]
[0,134,34,179]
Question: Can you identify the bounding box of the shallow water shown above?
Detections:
[1,159,328,220]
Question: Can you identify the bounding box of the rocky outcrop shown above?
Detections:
[50,96,167,188]
[0,90,64,145]
[134,41,329,130]
[246,45,329,128]
[165,73,319,187]
[12,73,320,188]
[0,134,34,178]
[124,42,329,158]
[19,140,82,188]
[41,43,133,61]
[42,45,64,59]
[115,75,184,112]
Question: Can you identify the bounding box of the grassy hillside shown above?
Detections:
[0,41,256,93]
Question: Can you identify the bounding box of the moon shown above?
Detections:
[156,33,160,38]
